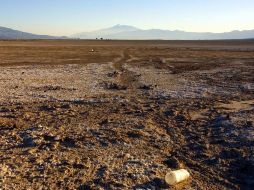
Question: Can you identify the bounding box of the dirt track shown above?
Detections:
[0,40,254,190]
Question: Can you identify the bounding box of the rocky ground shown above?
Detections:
[0,40,254,190]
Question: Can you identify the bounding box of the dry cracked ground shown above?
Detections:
[0,40,254,190]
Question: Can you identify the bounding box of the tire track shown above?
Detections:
[110,50,142,90]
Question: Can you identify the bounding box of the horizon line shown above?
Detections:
[1,25,254,37]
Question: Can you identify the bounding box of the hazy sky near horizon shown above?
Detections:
[1,0,254,36]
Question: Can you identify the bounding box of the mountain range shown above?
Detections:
[1,25,254,40]
[0,26,66,39]
[72,25,254,40]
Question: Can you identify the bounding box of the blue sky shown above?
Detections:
[0,0,253,36]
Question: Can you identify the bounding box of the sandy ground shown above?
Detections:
[0,40,254,190]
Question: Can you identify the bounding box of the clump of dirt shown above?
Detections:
[101,82,127,90]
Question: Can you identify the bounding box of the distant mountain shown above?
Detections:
[0,26,67,39]
[71,24,140,39]
[1,25,253,40]
[71,25,254,40]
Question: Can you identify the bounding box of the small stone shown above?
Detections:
[27,148,37,154]
[0,164,9,176]
[55,135,61,141]
[125,153,131,159]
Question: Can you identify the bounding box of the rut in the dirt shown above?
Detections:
[106,50,143,91]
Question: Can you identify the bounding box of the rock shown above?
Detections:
[210,115,233,128]
[239,83,254,92]
[102,82,127,90]
[164,110,175,117]
[139,84,153,90]
[153,177,168,188]
[99,119,108,125]
[22,137,36,147]
[163,156,181,169]
[51,141,60,150]
[107,71,119,78]
[0,164,9,177]
[55,135,61,141]
[124,153,132,159]
[127,131,141,139]
[78,184,91,190]
[27,148,37,154]
[43,134,56,142]
[175,114,187,122]
[61,104,71,109]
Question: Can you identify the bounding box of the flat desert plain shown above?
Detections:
[0,40,254,189]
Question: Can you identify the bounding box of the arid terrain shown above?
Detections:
[0,40,253,190]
